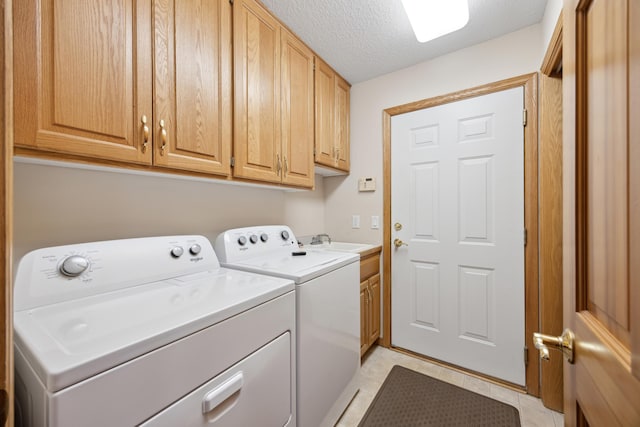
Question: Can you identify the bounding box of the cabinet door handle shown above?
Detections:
[141,115,149,152]
[159,119,167,155]
[202,372,244,414]
[283,156,288,176]
[276,154,282,176]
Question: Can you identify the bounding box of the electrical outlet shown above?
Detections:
[352,215,360,229]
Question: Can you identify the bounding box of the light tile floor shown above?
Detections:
[336,345,564,427]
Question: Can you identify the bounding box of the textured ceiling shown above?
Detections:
[260,0,548,84]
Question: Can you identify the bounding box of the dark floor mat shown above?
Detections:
[358,365,521,427]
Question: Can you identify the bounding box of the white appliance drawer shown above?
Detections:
[142,332,292,427]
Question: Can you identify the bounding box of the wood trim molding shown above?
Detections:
[541,10,564,77]
[382,73,540,395]
[2,0,14,424]
[381,110,391,348]
[538,74,564,411]
[630,0,640,379]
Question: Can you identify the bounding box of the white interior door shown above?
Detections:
[391,87,525,385]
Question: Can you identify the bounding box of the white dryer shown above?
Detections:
[215,226,360,427]
[14,235,296,427]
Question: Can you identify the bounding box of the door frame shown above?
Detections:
[382,73,540,394]
[1,0,14,423]
[538,11,564,411]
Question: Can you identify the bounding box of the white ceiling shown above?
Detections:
[260,0,549,84]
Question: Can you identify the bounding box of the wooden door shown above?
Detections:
[233,0,281,184]
[368,274,381,345]
[360,280,368,356]
[563,0,640,424]
[334,75,351,171]
[154,0,232,176]
[391,87,526,385]
[314,57,335,168]
[14,0,153,164]
[280,29,314,188]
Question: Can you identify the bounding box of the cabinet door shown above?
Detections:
[280,30,314,188]
[154,0,232,175]
[334,74,351,171]
[368,274,381,346]
[360,280,369,356]
[233,0,281,183]
[314,57,335,168]
[14,0,153,164]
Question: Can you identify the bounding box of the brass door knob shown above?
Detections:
[394,238,408,248]
[533,328,575,363]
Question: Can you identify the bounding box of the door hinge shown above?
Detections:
[524,228,528,246]
[230,156,235,167]
[524,346,529,366]
[523,109,528,127]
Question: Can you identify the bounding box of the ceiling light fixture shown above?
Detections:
[401,0,470,43]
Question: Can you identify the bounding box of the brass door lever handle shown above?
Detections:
[393,238,408,248]
[533,328,575,364]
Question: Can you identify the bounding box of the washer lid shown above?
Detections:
[14,268,294,392]
[224,250,359,283]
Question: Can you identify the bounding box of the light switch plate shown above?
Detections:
[371,216,380,229]
[352,215,360,229]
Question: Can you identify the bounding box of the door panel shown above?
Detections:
[281,29,314,188]
[314,58,335,167]
[563,0,640,424]
[335,75,350,170]
[14,0,152,164]
[391,88,525,385]
[233,0,281,183]
[154,0,232,175]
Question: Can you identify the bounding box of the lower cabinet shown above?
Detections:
[360,249,381,356]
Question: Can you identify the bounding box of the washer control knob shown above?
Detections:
[280,230,290,240]
[260,233,269,242]
[171,246,184,258]
[189,244,202,255]
[237,236,247,246]
[60,255,90,277]
[249,235,258,244]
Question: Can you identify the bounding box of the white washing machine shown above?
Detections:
[13,235,296,427]
[215,226,360,427]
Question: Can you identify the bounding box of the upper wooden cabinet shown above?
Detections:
[14,0,232,176]
[153,0,232,175]
[314,57,350,172]
[232,0,314,188]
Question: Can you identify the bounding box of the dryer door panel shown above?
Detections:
[141,332,292,427]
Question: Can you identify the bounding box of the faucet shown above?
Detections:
[310,233,331,245]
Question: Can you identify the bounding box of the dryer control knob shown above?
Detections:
[189,244,202,255]
[171,246,184,258]
[60,255,90,277]
[260,233,269,242]
[280,230,290,240]
[237,236,247,246]
[250,235,258,244]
